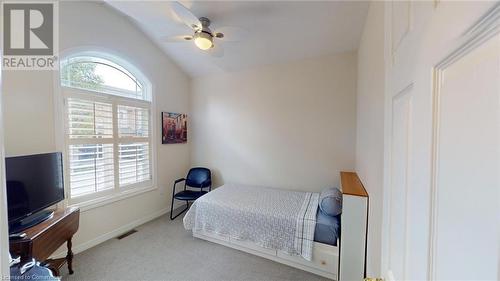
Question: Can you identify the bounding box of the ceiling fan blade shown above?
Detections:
[207,44,224,58]
[170,1,201,31]
[161,35,193,43]
[214,26,248,42]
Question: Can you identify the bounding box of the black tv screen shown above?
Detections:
[5,152,64,224]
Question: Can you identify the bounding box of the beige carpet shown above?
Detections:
[61,214,328,281]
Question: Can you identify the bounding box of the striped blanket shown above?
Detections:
[183,184,319,261]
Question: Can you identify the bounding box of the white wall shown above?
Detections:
[1,1,190,254]
[355,1,385,277]
[190,52,357,191]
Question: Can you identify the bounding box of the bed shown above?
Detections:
[183,172,368,280]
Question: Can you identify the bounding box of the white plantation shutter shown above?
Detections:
[119,143,151,186]
[67,98,113,139]
[61,55,153,202]
[117,105,151,187]
[117,105,149,138]
[68,144,114,197]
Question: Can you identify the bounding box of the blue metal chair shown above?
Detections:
[170,167,212,220]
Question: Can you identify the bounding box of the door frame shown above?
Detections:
[0,48,10,277]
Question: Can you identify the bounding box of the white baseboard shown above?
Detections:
[51,203,185,259]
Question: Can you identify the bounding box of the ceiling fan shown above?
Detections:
[166,1,246,57]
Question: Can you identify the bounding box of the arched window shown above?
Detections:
[60,54,153,201]
[61,56,148,101]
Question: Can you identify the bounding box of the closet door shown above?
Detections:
[382,1,499,280]
[430,23,499,281]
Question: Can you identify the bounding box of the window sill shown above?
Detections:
[68,185,158,212]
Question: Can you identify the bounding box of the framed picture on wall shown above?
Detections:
[162,112,187,144]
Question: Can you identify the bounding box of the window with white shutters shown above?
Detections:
[60,54,153,202]
[117,105,150,187]
[119,143,150,187]
[67,99,113,139]
[68,144,114,197]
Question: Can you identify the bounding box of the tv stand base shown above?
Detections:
[10,210,54,234]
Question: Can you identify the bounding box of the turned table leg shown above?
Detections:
[66,237,74,274]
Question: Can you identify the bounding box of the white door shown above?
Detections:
[382,1,499,280]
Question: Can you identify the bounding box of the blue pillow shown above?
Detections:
[318,187,342,216]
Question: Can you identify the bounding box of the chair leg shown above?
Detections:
[170,200,190,220]
[170,195,175,220]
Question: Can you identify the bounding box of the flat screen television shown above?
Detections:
[5,152,64,233]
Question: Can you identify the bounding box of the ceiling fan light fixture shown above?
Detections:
[194,32,213,50]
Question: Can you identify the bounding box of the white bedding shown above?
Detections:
[183,184,319,261]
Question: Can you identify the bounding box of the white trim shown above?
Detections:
[428,4,500,280]
[51,207,170,259]
[69,185,157,212]
[0,48,10,278]
[381,2,393,277]
[63,87,151,107]
[462,3,500,38]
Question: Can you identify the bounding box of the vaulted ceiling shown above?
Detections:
[106,1,369,77]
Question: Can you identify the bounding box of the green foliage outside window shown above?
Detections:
[61,62,104,90]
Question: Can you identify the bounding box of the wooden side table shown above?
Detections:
[9,207,80,276]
